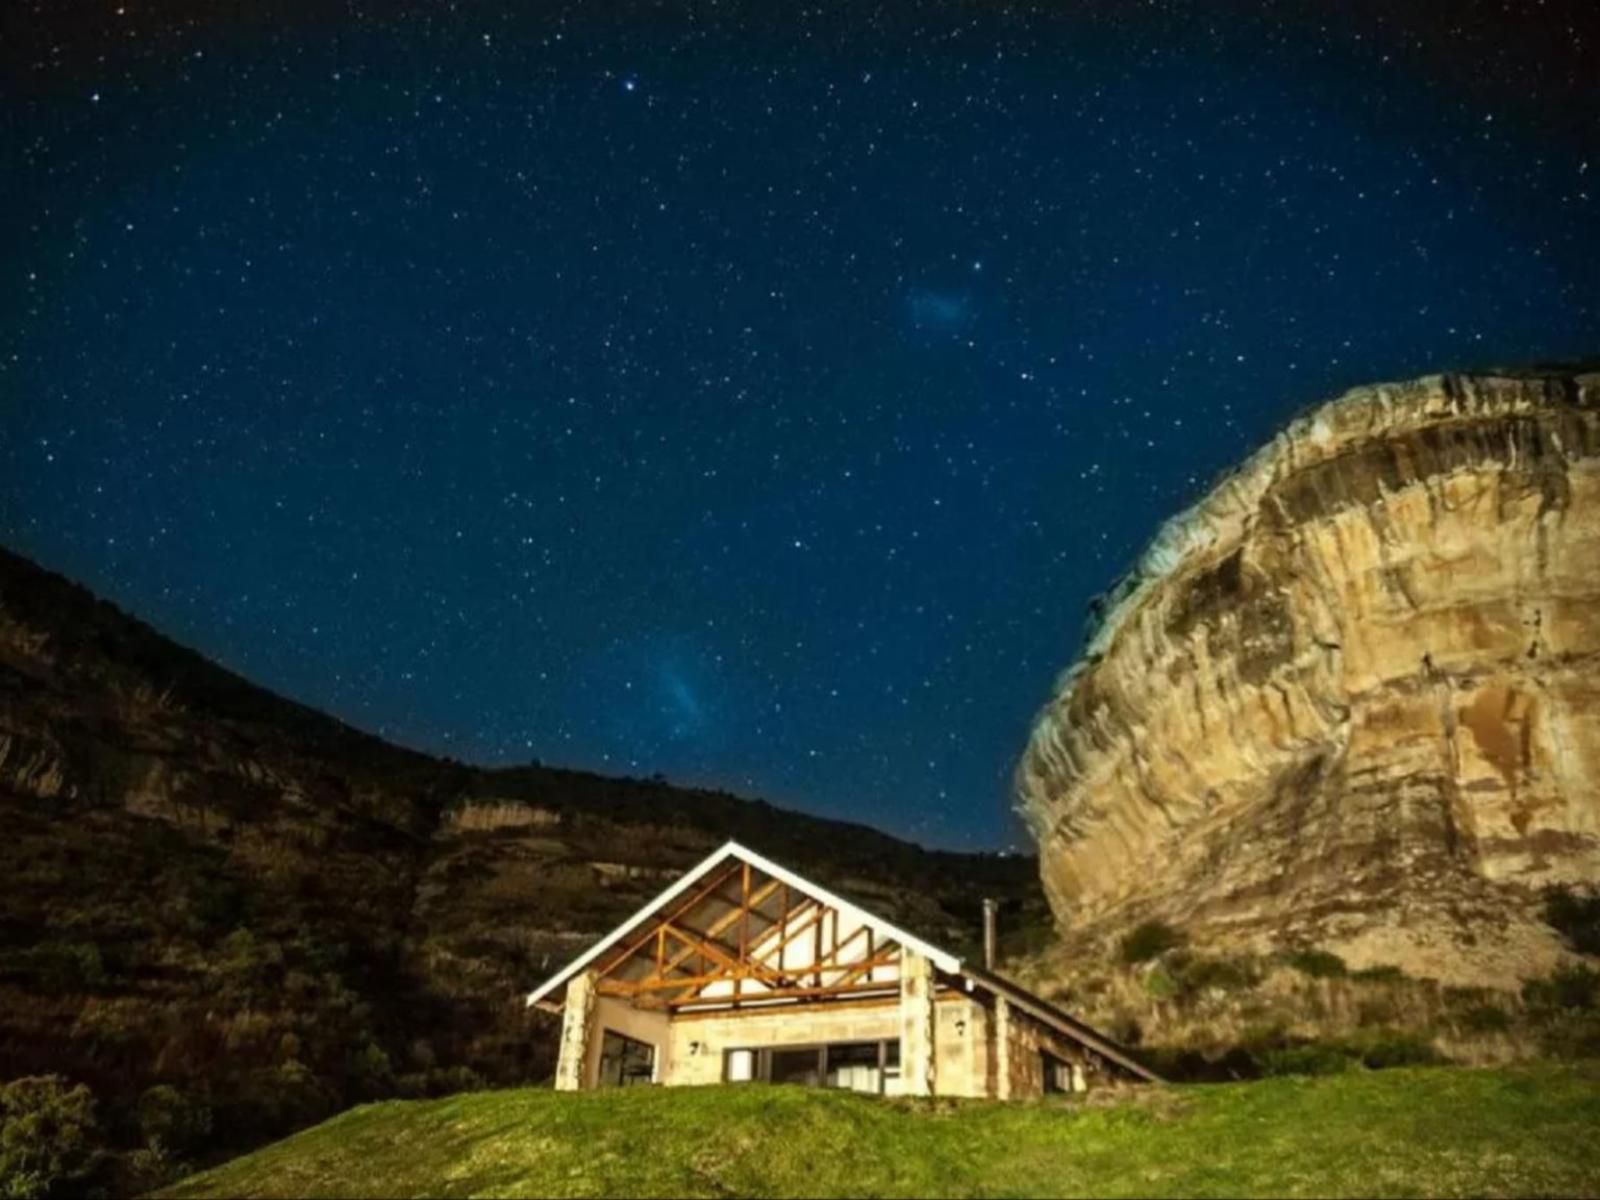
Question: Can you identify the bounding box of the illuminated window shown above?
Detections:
[723,1040,899,1093]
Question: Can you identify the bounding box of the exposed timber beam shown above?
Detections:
[592,860,745,978]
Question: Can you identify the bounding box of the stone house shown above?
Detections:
[526,841,1159,1097]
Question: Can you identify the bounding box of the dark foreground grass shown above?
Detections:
[162,1063,1600,1199]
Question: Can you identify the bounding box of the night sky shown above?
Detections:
[3,2,1596,850]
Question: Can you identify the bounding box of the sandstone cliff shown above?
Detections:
[1018,365,1600,986]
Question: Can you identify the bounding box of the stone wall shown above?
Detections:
[664,1002,901,1088]
[657,993,991,1095]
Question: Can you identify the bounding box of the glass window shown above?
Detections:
[1042,1051,1073,1095]
[824,1042,882,1093]
[769,1047,823,1086]
[725,1048,755,1083]
[722,1040,902,1093]
[597,1030,655,1088]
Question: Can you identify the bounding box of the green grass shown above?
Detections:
[162,1064,1600,1199]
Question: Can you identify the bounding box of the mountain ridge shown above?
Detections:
[0,542,1042,1162]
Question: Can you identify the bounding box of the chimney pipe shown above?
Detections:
[982,898,998,970]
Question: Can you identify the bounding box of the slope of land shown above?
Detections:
[1019,364,1600,986]
[0,545,1042,1174]
[162,1064,1600,1200]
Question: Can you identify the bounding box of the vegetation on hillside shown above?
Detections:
[0,545,1040,1192]
[162,1064,1600,1199]
[1013,923,1600,1083]
[1544,884,1600,956]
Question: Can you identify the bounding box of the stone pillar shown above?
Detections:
[554,971,596,1091]
[899,950,936,1097]
[994,994,1012,1101]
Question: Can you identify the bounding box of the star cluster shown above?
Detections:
[3,1,1596,847]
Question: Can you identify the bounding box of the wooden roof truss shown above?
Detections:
[590,859,904,1011]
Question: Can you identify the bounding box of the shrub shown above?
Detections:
[1353,1032,1444,1069]
[1260,1044,1355,1077]
[1457,1004,1512,1034]
[1283,948,1347,979]
[1537,1011,1600,1061]
[121,1143,182,1194]
[1542,885,1600,956]
[396,1066,486,1100]
[219,1062,335,1144]
[1213,1046,1262,1081]
[1143,967,1178,999]
[1174,955,1259,994]
[349,1042,395,1100]
[0,1076,104,1200]
[1523,963,1600,1012]
[1108,1013,1143,1047]
[26,943,107,996]
[1119,921,1183,964]
[1350,963,1406,984]
[136,1085,211,1156]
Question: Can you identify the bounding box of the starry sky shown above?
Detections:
[3,2,1596,850]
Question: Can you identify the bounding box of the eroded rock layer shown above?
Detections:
[1018,366,1600,985]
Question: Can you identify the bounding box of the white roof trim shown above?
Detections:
[525,840,962,1007]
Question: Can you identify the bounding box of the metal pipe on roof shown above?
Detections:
[982,897,998,970]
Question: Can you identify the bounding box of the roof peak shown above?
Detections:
[525,841,962,1008]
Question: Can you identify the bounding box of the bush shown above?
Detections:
[1260,1044,1355,1077]
[0,1076,105,1200]
[1143,967,1178,999]
[1119,921,1183,964]
[395,1065,486,1100]
[1523,963,1600,1012]
[1353,1032,1444,1069]
[348,1042,395,1100]
[219,1062,335,1144]
[1108,1013,1143,1047]
[121,1143,182,1194]
[1456,1004,1512,1034]
[1283,948,1347,979]
[25,943,107,996]
[1173,955,1259,994]
[1537,1011,1600,1061]
[1256,1031,1443,1076]
[1542,885,1600,956]
[136,1085,211,1156]
[1350,963,1406,984]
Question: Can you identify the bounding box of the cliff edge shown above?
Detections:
[1017,365,1600,986]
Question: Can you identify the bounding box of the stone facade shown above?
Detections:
[554,970,596,1091]
[899,951,936,1096]
[571,988,1108,1098]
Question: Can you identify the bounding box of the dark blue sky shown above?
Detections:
[3,2,1596,849]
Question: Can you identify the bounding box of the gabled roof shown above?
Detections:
[525,839,1161,1083]
[525,839,959,1009]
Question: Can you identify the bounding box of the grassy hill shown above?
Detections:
[163,1065,1600,1199]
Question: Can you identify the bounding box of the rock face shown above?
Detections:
[1018,366,1600,986]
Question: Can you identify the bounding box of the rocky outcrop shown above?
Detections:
[1018,366,1600,986]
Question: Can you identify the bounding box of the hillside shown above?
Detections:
[0,545,1042,1176]
[161,1065,1600,1199]
[1019,365,1600,986]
